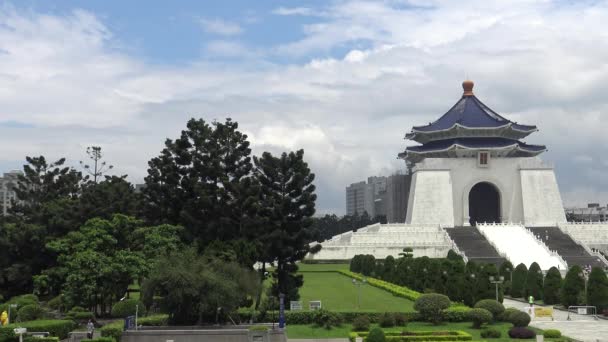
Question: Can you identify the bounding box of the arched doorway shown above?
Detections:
[468,182,500,226]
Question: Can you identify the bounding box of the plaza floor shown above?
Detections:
[503,298,608,342]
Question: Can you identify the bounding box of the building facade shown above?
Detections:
[0,171,22,216]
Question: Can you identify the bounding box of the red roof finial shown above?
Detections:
[462,79,474,96]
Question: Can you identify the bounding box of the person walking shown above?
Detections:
[86,319,95,339]
[528,295,534,307]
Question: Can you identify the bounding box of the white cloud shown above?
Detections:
[199,18,243,36]
[272,7,317,16]
[5,2,608,213]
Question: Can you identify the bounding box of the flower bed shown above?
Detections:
[349,330,472,341]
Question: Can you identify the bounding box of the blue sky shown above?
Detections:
[2,0,608,214]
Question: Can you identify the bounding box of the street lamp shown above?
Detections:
[8,304,17,325]
[505,268,513,284]
[352,278,367,309]
[579,271,589,303]
[489,276,505,302]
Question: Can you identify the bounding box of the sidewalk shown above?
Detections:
[503,298,608,342]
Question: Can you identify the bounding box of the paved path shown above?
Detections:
[503,298,608,342]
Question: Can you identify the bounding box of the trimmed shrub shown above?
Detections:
[509,311,531,327]
[543,267,562,305]
[111,299,143,318]
[3,320,76,340]
[442,306,471,322]
[89,338,115,342]
[23,338,59,342]
[352,315,370,331]
[138,314,169,326]
[366,327,385,342]
[46,295,64,312]
[587,267,608,312]
[338,270,421,301]
[508,327,536,339]
[501,307,520,322]
[543,329,561,338]
[394,312,408,326]
[468,308,492,329]
[379,312,395,327]
[414,293,451,325]
[17,304,45,322]
[311,309,341,329]
[562,265,584,308]
[100,321,123,341]
[480,328,501,338]
[474,299,504,321]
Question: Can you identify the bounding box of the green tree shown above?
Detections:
[254,149,318,304]
[143,118,257,253]
[382,256,396,282]
[12,156,83,237]
[499,261,514,295]
[586,267,608,312]
[463,261,479,306]
[79,146,114,184]
[543,267,562,305]
[561,265,585,308]
[141,248,259,325]
[476,263,501,302]
[78,176,141,222]
[0,222,47,297]
[525,262,543,299]
[511,263,528,298]
[445,259,465,302]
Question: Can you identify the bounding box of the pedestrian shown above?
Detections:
[86,319,94,339]
[528,295,534,308]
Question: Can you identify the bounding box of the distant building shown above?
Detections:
[565,203,608,222]
[385,174,412,223]
[345,174,411,222]
[134,183,146,193]
[0,171,22,216]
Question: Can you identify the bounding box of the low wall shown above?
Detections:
[121,328,286,342]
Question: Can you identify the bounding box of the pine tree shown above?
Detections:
[463,261,479,306]
[476,263,502,302]
[586,267,608,312]
[526,262,543,299]
[561,265,585,308]
[499,261,514,295]
[511,263,528,298]
[543,267,562,305]
[445,259,465,302]
[143,118,257,255]
[254,149,317,304]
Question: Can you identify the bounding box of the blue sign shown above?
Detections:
[124,315,135,331]
[279,294,285,329]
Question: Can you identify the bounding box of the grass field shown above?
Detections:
[297,263,414,312]
[286,322,548,341]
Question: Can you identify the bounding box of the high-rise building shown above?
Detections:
[0,171,22,216]
[345,181,372,216]
[385,174,412,223]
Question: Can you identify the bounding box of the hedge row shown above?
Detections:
[239,306,471,325]
[100,314,169,341]
[337,270,421,301]
[23,338,59,342]
[349,330,472,342]
[0,320,76,342]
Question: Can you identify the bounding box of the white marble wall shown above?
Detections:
[406,170,455,226]
[520,170,567,226]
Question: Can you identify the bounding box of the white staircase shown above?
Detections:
[477,223,567,270]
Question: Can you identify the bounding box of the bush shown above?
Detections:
[543,329,562,338]
[474,299,504,321]
[17,304,45,322]
[311,309,341,329]
[352,315,370,331]
[480,328,501,338]
[468,308,492,329]
[2,320,76,340]
[111,299,143,318]
[394,312,408,326]
[100,321,123,341]
[379,312,395,327]
[366,327,385,342]
[89,338,115,342]
[508,327,536,339]
[138,314,169,326]
[414,293,451,325]
[46,295,64,312]
[509,311,531,327]
[442,306,471,322]
[23,338,59,342]
[338,270,421,301]
[500,307,520,322]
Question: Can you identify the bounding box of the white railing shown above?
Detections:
[525,229,569,268]
[563,230,608,267]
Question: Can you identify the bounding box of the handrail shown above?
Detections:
[563,230,608,267]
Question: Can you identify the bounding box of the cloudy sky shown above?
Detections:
[1,0,608,214]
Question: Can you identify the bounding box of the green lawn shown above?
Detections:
[286,322,552,341]
[298,269,414,312]
[298,263,350,272]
